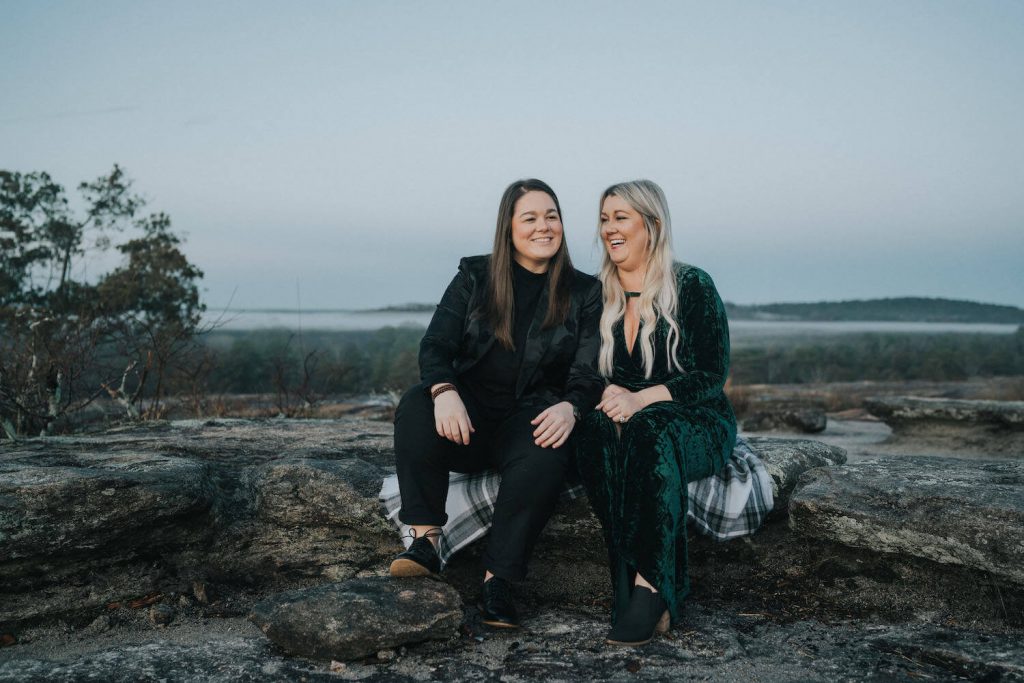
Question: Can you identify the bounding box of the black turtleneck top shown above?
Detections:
[462,260,547,421]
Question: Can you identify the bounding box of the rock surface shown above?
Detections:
[741,399,828,433]
[745,436,846,512]
[0,419,400,627]
[1,417,1022,680]
[0,451,214,572]
[865,396,1024,427]
[0,420,843,629]
[865,396,1024,455]
[790,455,1024,586]
[0,450,216,626]
[871,626,1024,681]
[2,604,1021,682]
[0,634,325,683]
[249,576,462,661]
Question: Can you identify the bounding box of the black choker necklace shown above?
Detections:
[624,291,641,298]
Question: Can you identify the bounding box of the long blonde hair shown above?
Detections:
[597,180,684,379]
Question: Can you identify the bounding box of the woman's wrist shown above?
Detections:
[430,383,458,401]
[635,388,652,409]
[637,385,671,407]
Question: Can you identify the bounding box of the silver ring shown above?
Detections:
[618,415,626,423]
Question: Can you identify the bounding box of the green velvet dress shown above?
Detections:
[576,263,737,625]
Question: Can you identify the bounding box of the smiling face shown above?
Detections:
[510,190,563,273]
[600,194,651,272]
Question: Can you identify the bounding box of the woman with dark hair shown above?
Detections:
[576,179,736,646]
[390,179,603,628]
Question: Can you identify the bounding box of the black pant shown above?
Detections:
[394,382,570,581]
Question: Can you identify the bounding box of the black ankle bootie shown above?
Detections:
[479,577,520,628]
[389,533,441,577]
[605,586,670,646]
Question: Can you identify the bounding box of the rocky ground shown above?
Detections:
[1,403,1022,682]
[4,599,1021,682]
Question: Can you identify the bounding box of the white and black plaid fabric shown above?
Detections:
[379,434,774,568]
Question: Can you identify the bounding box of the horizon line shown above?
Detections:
[204,295,1024,314]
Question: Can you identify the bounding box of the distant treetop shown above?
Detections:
[724,297,1024,324]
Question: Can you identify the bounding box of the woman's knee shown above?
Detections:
[626,401,680,429]
[394,383,443,466]
[500,445,569,489]
[618,408,673,455]
[394,383,432,424]
[574,409,616,455]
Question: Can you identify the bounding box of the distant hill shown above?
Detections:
[359,303,436,313]
[725,297,1024,324]
[362,296,1024,324]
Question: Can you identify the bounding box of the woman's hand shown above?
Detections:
[433,387,475,445]
[530,401,576,448]
[597,389,649,424]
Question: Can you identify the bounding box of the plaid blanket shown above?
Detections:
[379,434,774,568]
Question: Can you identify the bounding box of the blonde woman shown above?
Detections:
[576,180,736,646]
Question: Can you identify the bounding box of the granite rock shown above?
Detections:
[4,605,1019,683]
[789,455,1024,586]
[865,396,1024,456]
[741,400,828,433]
[744,436,847,512]
[249,576,462,661]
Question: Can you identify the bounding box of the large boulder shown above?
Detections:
[249,576,462,661]
[741,399,827,433]
[252,457,387,529]
[0,451,213,568]
[0,450,216,626]
[0,420,846,629]
[184,456,397,583]
[864,396,1024,455]
[745,437,847,511]
[0,420,401,628]
[789,455,1024,586]
[865,396,1024,427]
[0,450,215,613]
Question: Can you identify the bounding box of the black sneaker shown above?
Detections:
[479,577,520,628]
[389,536,440,577]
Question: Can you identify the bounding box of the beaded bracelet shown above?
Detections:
[430,383,457,401]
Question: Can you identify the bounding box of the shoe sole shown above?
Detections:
[389,558,435,577]
[480,618,520,629]
[605,636,654,646]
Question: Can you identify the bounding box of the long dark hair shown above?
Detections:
[481,179,574,350]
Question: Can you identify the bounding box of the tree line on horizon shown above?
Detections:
[348,296,1024,324]
[724,297,1024,324]
[199,326,1024,398]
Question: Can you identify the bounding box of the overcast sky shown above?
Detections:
[2,1,1022,310]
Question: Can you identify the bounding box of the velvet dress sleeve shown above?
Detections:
[418,259,474,388]
[662,267,731,406]
[560,277,604,413]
